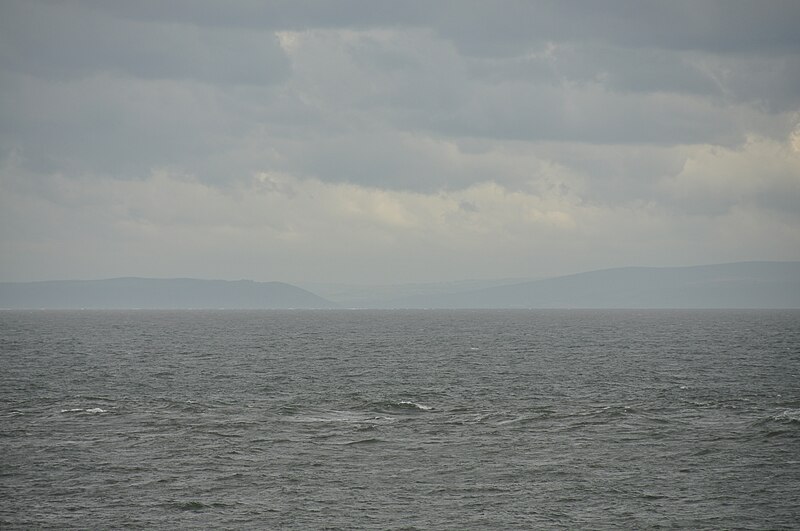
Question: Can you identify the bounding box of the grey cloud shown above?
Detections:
[426,82,743,146]
[433,1,800,57]
[67,0,429,31]
[0,1,289,84]
[287,28,466,117]
[1,1,799,286]
[54,1,800,57]
[536,143,690,203]
[550,46,721,97]
[0,71,261,179]
[464,45,724,103]
[458,200,479,213]
[662,144,800,218]
[275,130,467,191]
[707,54,800,113]
[277,29,759,148]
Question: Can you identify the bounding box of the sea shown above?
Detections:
[1,309,799,529]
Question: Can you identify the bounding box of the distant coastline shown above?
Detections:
[1,261,798,310]
[0,277,336,310]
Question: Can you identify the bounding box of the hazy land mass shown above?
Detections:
[1,262,798,309]
[0,278,336,309]
[379,261,800,309]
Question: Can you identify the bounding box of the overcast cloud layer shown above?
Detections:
[1,1,799,284]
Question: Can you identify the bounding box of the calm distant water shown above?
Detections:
[1,309,799,529]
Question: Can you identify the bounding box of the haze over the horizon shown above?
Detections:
[2,1,799,284]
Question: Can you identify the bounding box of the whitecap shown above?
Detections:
[397,400,433,411]
[771,409,800,423]
[291,409,391,424]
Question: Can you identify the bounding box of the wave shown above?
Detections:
[342,437,385,445]
[288,401,433,423]
[287,408,394,425]
[397,400,433,410]
[60,407,108,414]
[170,501,207,512]
[767,409,800,424]
[374,400,433,412]
[751,409,800,439]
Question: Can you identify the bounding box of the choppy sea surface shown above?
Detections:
[1,309,799,529]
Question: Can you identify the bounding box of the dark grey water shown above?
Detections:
[1,310,799,529]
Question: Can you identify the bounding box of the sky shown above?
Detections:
[1,1,799,284]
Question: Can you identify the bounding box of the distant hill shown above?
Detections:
[385,262,800,309]
[297,277,535,308]
[2,262,798,309]
[0,278,336,309]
